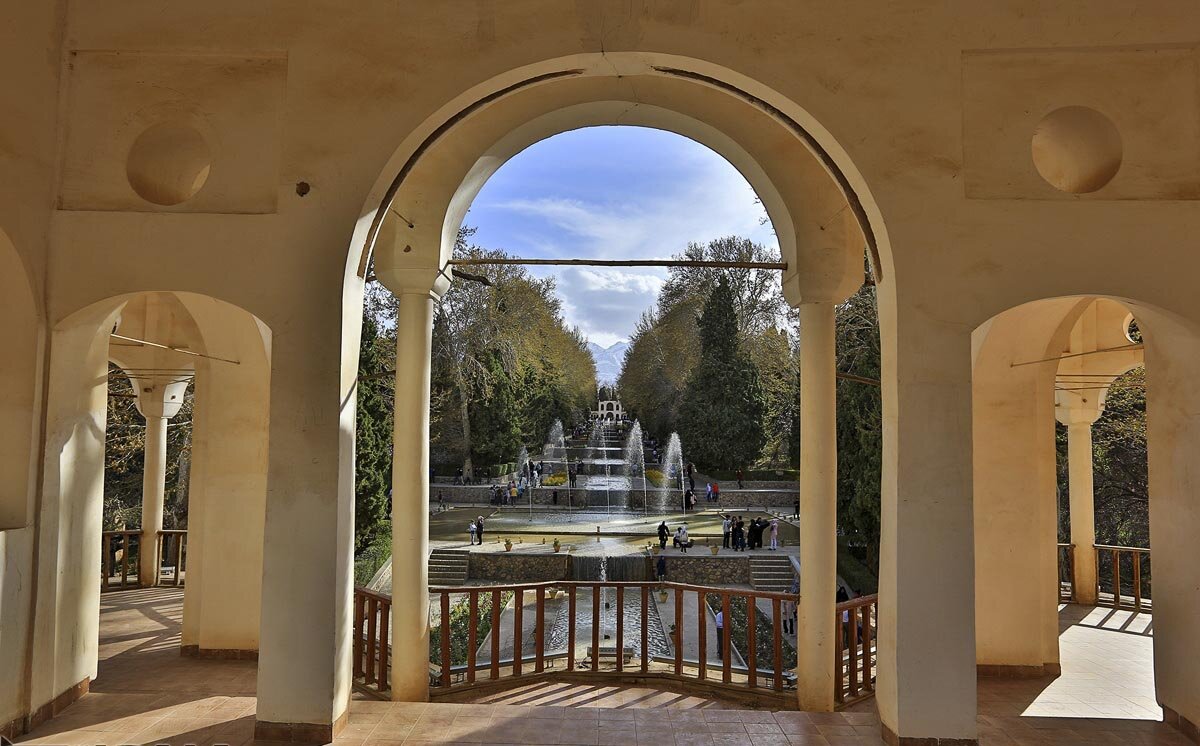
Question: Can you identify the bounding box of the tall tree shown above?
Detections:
[676,278,767,470]
[355,311,393,552]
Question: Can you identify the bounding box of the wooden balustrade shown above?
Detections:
[1095,544,1151,611]
[101,530,142,591]
[156,530,188,586]
[352,580,816,702]
[834,594,877,707]
[353,587,393,697]
[1056,543,1075,602]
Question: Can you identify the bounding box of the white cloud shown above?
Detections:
[469,128,779,347]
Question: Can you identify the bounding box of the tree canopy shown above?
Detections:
[676,277,768,470]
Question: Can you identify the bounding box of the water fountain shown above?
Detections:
[516,445,531,520]
[543,419,571,510]
[663,432,685,513]
[623,421,649,514]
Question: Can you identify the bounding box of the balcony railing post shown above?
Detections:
[772,598,782,691]
[441,592,452,687]
[1112,548,1121,608]
[353,592,365,679]
[1132,551,1142,612]
[512,588,523,676]
[491,589,501,680]
[467,591,478,684]
[674,587,683,676]
[721,593,732,684]
[591,584,600,672]
[697,591,707,681]
[615,586,624,673]
[567,586,577,671]
[640,585,649,674]
[366,597,378,685]
[535,587,545,673]
[747,595,757,689]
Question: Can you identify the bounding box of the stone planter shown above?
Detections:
[651,546,661,556]
[504,540,512,552]
[657,590,669,603]
[709,545,720,555]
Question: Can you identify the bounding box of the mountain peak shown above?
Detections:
[587,340,629,385]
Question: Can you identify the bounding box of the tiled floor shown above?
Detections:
[16,588,1193,745]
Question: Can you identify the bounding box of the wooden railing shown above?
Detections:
[101,530,142,591]
[353,587,393,695]
[353,581,807,702]
[1056,543,1075,602]
[156,530,188,586]
[835,594,878,706]
[1095,544,1151,611]
[100,529,188,592]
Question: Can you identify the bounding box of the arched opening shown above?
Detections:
[972,294,1200,728]
[28,290,272,725]
[338,52,896,730]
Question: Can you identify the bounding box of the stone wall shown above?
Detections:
[428,485,797,509]
[467,549,751,587]
[467,552,570,582]
[655,554,752,586]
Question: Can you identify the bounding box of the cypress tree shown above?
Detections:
[677,277,767,471]
[355,312,393,552]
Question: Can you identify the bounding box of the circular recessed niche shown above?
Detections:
[1031,106,1122,194]
[125,122,212,205]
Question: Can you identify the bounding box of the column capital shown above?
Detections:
[374,265,452,301]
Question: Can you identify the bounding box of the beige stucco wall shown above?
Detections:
[2,1,1200,739]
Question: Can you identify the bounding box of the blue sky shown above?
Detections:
[465,126,778,348]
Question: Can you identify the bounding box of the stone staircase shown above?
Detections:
[428,548,470,587]
[750,554,796,593]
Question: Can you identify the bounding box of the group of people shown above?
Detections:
[466,515,486,545]
[703,482,721,502]
[721,513,779,551]
[656,521,696,552]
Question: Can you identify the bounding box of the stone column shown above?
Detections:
[390,285,444,700]
[1066,421,1098,604]
[875,317,977,743]
[140,414,169,586]
[796,301,838,711]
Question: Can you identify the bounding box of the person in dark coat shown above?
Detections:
[656,555,667,582]
[657,521,669,549]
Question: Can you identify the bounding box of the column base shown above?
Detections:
[26,677,90,732]
[1164,706,1200,743]
[254,711,347,744]
[976,663,1060,678]
[881,723,977,745]
[180,644,259,660]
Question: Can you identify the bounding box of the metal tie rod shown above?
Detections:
[449,258,788,270]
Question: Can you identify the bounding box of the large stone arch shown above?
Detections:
[970,293,1200,727]
[27,290,272,719]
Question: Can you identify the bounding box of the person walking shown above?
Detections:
[712,482,720,501]
[746,518,759,550]
[468,519,477,545]
[783,579,799,634]
[715,608,725,656]
[678,524,690,553]
[736,468,744,489]
[656,554,667,582]
[475,516,485,544]
[705,482,713,502]
[721,514,731,549]
[769,518,779,550]
[732,517,745,551]
[658,521,669,549]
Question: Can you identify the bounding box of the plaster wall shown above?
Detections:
[971,299,1084,672]
[177,296,271,653]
